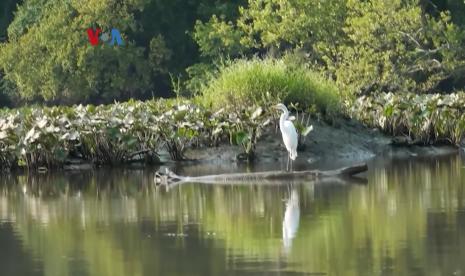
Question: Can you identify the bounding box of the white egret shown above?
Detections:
[275,103,298,171]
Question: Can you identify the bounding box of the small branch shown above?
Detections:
[399,31,422,48]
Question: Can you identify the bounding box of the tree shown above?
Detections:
[189,0,347,96]
[193,0,465,98]
[331,0,465,96]
[0,0,19,40]
[193,0,347,60]
[0,0,247,104]
[193,15,247,59]
[0,0,154,104]
[429,0,465,27]
[131,0,245,97]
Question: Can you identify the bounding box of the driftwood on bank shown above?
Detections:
[154,163,368,186]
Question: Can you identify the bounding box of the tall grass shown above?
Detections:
[199,58,341,116]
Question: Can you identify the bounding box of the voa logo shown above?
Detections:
[86,27,124,46]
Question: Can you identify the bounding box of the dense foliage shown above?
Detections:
[0,0,244,105]
[194,0,465,97]
[0,0,151,104]
[351,92,465,145]
[2,0,465,150]
[2,0,465,102]
[333,0,465,97]
[191,0,465,145]
[0,99,277,170]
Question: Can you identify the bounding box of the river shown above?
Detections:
[0,153,464,275]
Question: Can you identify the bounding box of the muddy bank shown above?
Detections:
[181,118,458,171]
[60,118,459,172]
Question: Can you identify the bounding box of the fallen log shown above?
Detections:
[154,163,368,186]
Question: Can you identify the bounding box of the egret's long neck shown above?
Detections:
[279,110,288,130]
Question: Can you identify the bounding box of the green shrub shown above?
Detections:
[0,97,279,169]
[351,92,465,145]
[199,58,341,117]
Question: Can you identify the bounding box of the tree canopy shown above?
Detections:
[0,0,244,105]
[2,0,465,106]
[193,0,465,97]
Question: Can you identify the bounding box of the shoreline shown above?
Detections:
[47,119,462,173]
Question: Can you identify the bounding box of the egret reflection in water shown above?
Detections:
[1,155,465,275]
[282,187,300,253]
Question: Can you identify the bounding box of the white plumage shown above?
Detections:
[275,103,298,171]
[283,188,300,253]
[281,120,298,160]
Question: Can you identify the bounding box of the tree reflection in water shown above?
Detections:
[0,154,464,275]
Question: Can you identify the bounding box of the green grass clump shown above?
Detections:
[199,58,341,116]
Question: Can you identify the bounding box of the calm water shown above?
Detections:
[1,154,465,276]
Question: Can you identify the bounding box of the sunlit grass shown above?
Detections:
[199,58,341,117]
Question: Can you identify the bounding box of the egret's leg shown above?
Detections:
[286,154,290,171]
